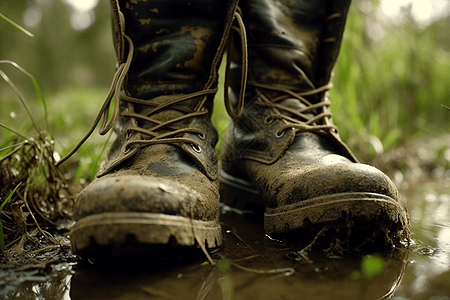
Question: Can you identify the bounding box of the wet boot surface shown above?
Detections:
[69,0,239,257]
[220,0,409,252]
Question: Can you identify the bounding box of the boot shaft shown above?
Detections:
[111,0,235,99]
[229,0,351,100]
[98,0,240,179]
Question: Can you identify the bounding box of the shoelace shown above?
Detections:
[224,10,339,137]
[56,35,217,167]
[247,81,338,136]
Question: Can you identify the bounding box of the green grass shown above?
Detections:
[47,86,115,181]
[330,6,450,162]
[0,182,21,250]
[0,58,73,262]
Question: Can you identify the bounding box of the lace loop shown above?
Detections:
[56,35,134,167]
[224,8,248,119]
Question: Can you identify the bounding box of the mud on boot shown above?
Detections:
[62,0,240,258]
[219,0,410,253]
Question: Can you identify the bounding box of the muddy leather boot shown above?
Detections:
[70,0,239,256]
[220,0,410,250]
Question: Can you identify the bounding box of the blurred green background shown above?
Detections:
[1,0,450,180]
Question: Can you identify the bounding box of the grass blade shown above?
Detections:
[0,182,22,212]
[0,141,27,153]
[0,60,49,131]
[0,122,28,140]
[0,69,40,134]
[0,12,34,38]
[0,182,22,250]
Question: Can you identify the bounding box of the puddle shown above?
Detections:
[390,178,450,300]
[1,178,450,300]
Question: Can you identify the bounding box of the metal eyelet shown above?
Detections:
[198,133,205,140]
[264,117,274,124]
[275,130,285,138]
[191,144,202,153]
[123,146,131,154]
[125,132,132,139]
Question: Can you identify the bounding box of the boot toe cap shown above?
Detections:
[74,174,217,221]
[277,162,399,206]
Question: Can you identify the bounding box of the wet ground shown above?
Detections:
[1,136,450,300]
[1,177,449,299]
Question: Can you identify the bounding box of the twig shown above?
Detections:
[190,204,215,266]
[217,253,295,277]
[230,262,295,277]
[296,225,330,264]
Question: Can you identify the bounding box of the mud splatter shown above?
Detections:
[138,18,151,25]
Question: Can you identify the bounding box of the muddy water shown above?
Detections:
[2,177,450,300]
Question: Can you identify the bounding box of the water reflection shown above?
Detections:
[68,252,408,300]
[393,179,450,299]
[0,249,408,300]
[0,265,73,300]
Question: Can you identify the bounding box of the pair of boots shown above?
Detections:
[68,0,409,256]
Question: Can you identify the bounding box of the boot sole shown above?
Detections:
[70,212,222,257]
[264,192,408,235]
[219,170,409,246]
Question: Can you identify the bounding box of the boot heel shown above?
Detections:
[219,170,265,213]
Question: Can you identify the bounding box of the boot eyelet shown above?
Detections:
[191,144,202,153]
[198,133,205,140]
[275,130,285,138]
[125,132,132,139]
[265,117,274,124]
[123,146,131,154]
